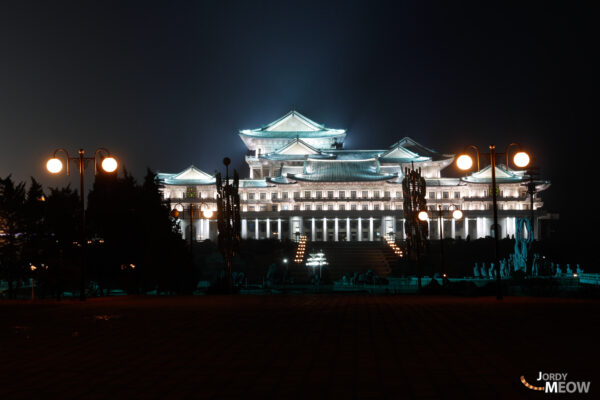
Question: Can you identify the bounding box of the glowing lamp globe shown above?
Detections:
[202,209,214,219]
[452,209,464,220]
[101,157,118,173]
[513,151,530,168]
[456,154,473,170]
[46,158,63,173]
[169,209,180,218]
[418,211,428,221]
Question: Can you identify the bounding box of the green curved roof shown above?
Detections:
[289,159,397,182]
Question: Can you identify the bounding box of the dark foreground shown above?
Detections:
[1,295,598,399]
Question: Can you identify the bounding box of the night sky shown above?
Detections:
[0,1,594,234]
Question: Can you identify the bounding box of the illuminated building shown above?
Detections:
[158,111,553,242]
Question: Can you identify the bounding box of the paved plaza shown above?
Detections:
[1,295,598,399]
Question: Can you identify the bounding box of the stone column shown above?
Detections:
[241,219,248,239]
[358,218,362,241]
[369,218,373,241]
[277,218,282,240]
[266,218,270,238]
[255,218,259,239]
[323,218,327,241]
[334,218,339,241]
[311,218,316,241]
[346,218,350,241]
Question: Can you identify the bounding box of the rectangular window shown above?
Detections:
[316,191,322,199]
[454,192,460,199]
[293,192,300,199]
[294,205,300,211]
[272,205,278,211]
[362,191,368,198]
[429,192,436,199]
[305,191,311,198]
[327,191,334,199]
[248,206,255,211]
[351,204,357,210]
[327,205,333,210]
[260,193,266,200]
[282,192,288,199]
[316,205,323,211]
[339,191,345,199]
[362,204,369,210]
[443,192,449,199]
[374,204,380,210]
[374,191,380,198]
[339,204,345,210]
[271,192,277,200]
[384,204,391,210]
[396,192,402,198]
[384,191,390,198]
[249,193,255,200]
[304,204,311,211]
[351,191,357,199]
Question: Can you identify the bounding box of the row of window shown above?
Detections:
[244,202,532,212]
[246,190,400,201]
[167,188,532,200]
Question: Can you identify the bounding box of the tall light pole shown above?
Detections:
[46,148,118,301]
[427,206,463,283]
[456,144,530,300]
[170,201,215,245]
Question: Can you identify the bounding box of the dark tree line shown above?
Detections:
[0,169,189,299]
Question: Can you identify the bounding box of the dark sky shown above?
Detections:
[0,1,594,223]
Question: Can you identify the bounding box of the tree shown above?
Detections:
[0,175,27,299]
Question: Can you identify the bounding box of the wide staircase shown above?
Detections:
[306,241,399,281]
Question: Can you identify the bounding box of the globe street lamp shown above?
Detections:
[423,205,463,284]
[456,143,531,300]
[46,148,118,301]
[170,201,215,246]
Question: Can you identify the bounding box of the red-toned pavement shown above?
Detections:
[1,295,598,399]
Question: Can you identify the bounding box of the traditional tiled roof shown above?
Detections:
[379,142,431,163]
[157,165,215,185]
[461,164,524,183]
[239,110,346,140]
[259,138,336,161]
[289,159,397,182]
[239,180,271,188]
[390,137,453,162]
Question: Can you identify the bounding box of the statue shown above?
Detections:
[499,259,506,278]
[577,264,583,275]
[481,262,487,278]
[555,263,562,277]
[402,165,428,289]
[566,264,572,276]
[532,254,539,276]
[216,157,241,292]
[513,218,533,273]
[473,262,480,278]
[489,263,495,279]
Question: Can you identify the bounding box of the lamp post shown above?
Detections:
[424,206,463,283]
[46,148,118,301]
[170,201,215,245]
[306,251,328,280]
[456,144,530,300]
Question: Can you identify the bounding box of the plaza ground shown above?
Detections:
[1,295,598,399]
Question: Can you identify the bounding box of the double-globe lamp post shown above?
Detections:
[455,144,530,300]
[418,206,463,284]
[170,202,214,247]
[46,148,118,301]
